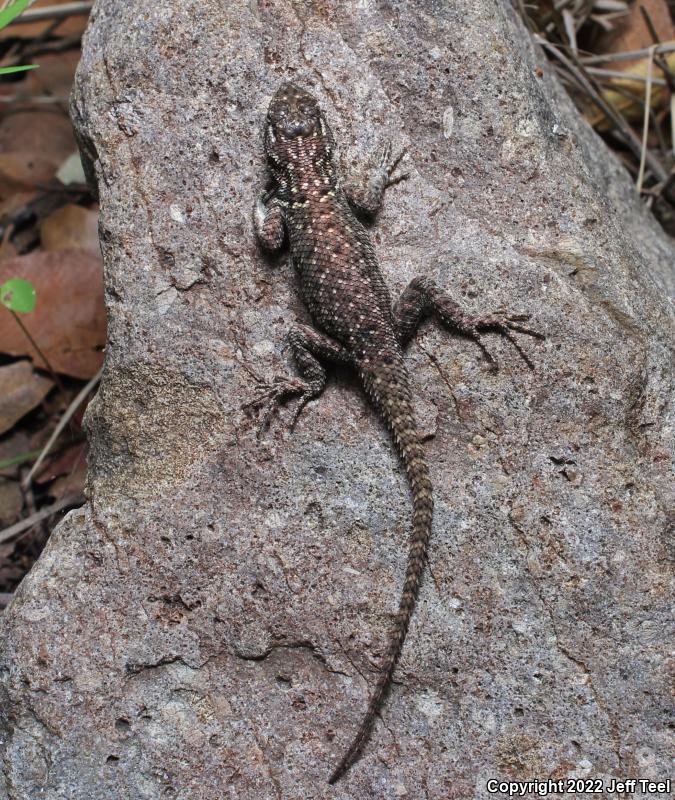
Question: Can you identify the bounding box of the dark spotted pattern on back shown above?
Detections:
[252,82,542,784]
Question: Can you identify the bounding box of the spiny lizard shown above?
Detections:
[251,82,542,784]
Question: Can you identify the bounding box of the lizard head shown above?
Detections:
[267,83,321,139]
[264,83,336,181]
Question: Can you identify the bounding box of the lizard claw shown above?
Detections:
[380,141,408,187]
[489,309,545,339]
[468,330,500,372]
[504,317,545,340]
[245,376,317,435]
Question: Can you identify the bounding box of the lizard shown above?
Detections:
[250,82,543,784]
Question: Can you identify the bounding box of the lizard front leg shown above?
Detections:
[253,189,286,251]
[394,276,544,369]
[343,141,407,218]
[248,324,352,431]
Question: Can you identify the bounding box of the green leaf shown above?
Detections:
[0,0,33,31]
[0,64,39,75]
[0,278,36,313]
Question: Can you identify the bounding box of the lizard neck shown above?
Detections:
[281,158,341,213]
[273,131,338,199]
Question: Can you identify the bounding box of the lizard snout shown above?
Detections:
[285,118,314,138]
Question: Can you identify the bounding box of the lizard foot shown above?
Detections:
[471,311,544,370]
[245,376,320,434]
[380,141,409,187]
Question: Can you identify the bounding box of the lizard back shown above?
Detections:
[268,95,399,364]
[288,194,395,352]
[259,83,433,784]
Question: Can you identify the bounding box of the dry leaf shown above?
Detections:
[0,152,62,192]
[0,239,18,261]
[24,52,84,100]
[0,431,31,478]
[584,1,675,130]
[598,0,674,61]
[35,442,87,485]
[48,461,87,501]
[0,191,39,223]
[585,44,675,128]
[40,203,100,253]
[2,4,90,44]
[0,361,53,436]
[0,250,106,379]
[0,113,76,192]
[0,479,23,527]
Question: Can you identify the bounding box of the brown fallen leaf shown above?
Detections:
[0,360,53,436]
[40,203,100,253]
[597,0,674,63]
[0,191,89,262]
[35,441,87,485]
[0,190,39,224]
[581,1,675,131]
[0,431,32,478]
[0,250,106,379]
[0,112,76,193]
[0,152,62,193]
[4,14,89,54]
[0,479,23,527]
[24,52,84,100]
[0,239,18,262]
[48,460,87,502]
[0,109,75,162]
[584,44,675,129]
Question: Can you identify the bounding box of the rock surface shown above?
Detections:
[1,2,673,798]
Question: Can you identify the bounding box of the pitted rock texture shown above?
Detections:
[0,2,672,799]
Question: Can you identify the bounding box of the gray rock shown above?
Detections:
[1,2,672,798]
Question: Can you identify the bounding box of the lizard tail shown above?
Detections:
[329,374,433,784]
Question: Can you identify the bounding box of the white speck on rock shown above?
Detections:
[263,510,284,529]
[635,746,657,772]
[482,711,497,732]
[173,263,202,290]
[170,205,185,223]
[443,106,454,139]
[415,690,444,719]
[252,340,274,356]
[155,286,177,315]
[110,96,144,136]
[511,618,529,635]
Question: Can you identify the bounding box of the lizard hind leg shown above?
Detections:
[393,275,544,369]
[247,324,351,433]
